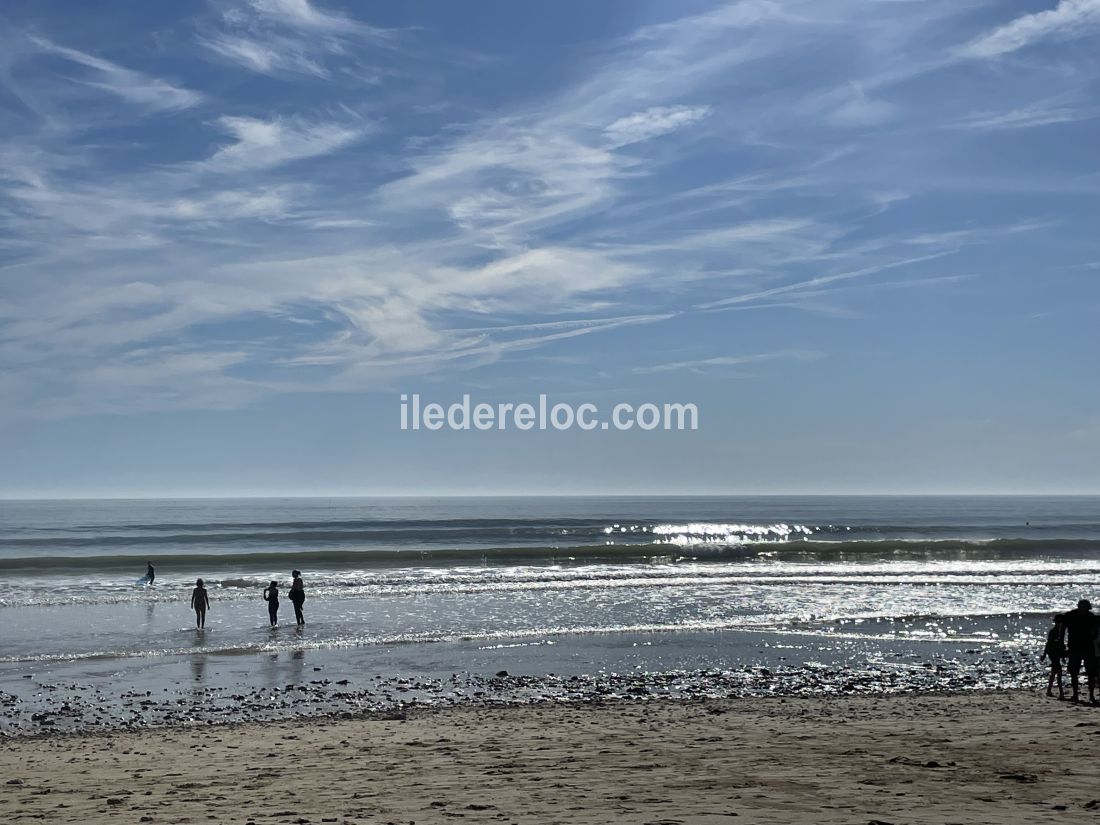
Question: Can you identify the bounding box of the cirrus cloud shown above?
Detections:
[603,104,713,148]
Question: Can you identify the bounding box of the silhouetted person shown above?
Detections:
[146,562,155,585]
[1042,613,1066,699]
[263,580,280,627]
[191,578,210,629]
[289,570,305,627]
[1061,599,1099,704]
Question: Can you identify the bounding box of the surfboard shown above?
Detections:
[136,575,151,586]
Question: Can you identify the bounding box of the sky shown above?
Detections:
[0,0,1098,498]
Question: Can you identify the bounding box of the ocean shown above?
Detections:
[1,495,1096,733]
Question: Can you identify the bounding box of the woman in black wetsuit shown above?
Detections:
[263,580,279,626]
[289,570,305,627]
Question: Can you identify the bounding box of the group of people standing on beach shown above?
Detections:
[1043,598,1100,704]
[168,567,306,630]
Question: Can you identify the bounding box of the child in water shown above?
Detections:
[1042,613,1066,699]
[263,580,279,627]
[191,578,210,629]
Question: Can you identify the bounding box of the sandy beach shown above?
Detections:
[3,691,1097,824]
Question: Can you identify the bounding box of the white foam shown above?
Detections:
[643,522,815,546]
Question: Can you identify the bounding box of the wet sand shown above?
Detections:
[0,635,1039,735]
[2,691,1097,824]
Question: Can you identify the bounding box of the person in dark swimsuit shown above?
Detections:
[191,578,210,629]
[1042,613,1066,699]
[263,580,280,627]
[289,570,305,627]
[146,562,155,585]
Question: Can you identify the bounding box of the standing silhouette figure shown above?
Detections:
[289,570,306,627]
[191,578,210,629]
[263,580,280,627]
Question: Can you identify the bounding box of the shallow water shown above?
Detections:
[0,496,1095,733]
[0,626,1042,735]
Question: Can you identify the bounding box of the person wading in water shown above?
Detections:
[263,580,280,627]
[191,578,210,629]
[289,570,306,627]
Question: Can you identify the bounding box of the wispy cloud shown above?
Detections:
[634,350,823,374]
[199,0,396,78]
[825,85,896,128]
[697,251,958,310]
[955,99,1099,130]
[959,0,1100,59]
[1,0,1096,419]
[247,0,390,37]
[27,36,201,111]
[201,115,367,171]
[201,33,328,78]
[603,105,713,148]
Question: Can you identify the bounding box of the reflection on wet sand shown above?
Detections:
[257,647,308,689]
[191,629,208,682]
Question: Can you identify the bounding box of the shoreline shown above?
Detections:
[3,691,1097,824]
[0,684,1060,744]
[1,637,1041,738]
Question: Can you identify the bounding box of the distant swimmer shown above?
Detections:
[146,562,155,585]
[191,578,210,629]
[289,570,306,627]
[263,580,280,627]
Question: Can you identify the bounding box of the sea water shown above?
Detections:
[1,496,1096,731]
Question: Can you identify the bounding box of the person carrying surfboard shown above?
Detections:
[146,562,155,585]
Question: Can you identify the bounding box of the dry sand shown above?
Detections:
[2,691,1098,824]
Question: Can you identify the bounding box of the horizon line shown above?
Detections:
[2,491,1100,502]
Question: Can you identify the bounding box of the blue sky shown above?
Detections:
[0,0,1098,497]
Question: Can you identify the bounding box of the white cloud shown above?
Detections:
[247,0,390,37]
[820,83,896,128]
[960,0,1100,58]
[202,115,366,171]
[199,0,395,78]
[168,187,297,221]
[300,217,374,229]
[27,36,201,111]
[603,105,713,148]
[3,0,1088,419]
[698,251,957,310]
[828,95,895,128]
[634,350,823,374]
[201,33,328,78]
[956,101,1097,130]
